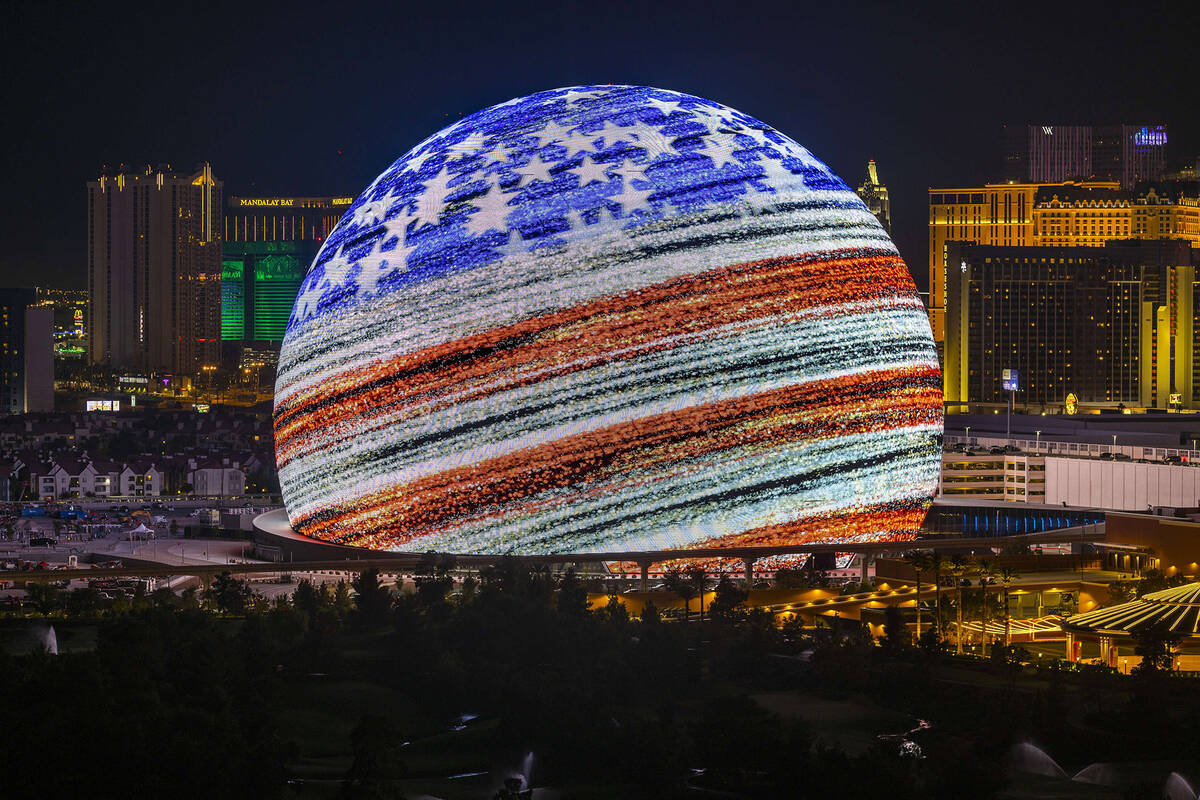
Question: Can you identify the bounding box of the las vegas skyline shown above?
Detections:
[2,0,1197,291]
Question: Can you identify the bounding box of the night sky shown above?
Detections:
[2,0,1196,291]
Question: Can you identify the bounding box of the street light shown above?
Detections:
[965,426,971,448]
[1112,434,1118,455]
[1035,430,1041,455]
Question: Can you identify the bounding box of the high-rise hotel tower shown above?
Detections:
[87,163,222,374]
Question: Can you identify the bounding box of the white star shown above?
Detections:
[534,121,576,149]
[518,154,559,187]
[532,122,594,162]
[610,168,655,215]
[704,138,745,169]
[491,95,526,110]
[445,131,489,160]
[633,128,676,158]
[570,155,613,186]
[356,257,396,297]
[464,185,503,237]
[737,127,781,151]
[565,89,606,105]
[406,148,439,174]
[351,189,396,227]
[410,166,453,228]
[565,208,587,229]
[588,120,634,148]
[645,95,686,118]
[381,204,414,247]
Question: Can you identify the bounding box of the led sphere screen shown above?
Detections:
[274,85,942,554]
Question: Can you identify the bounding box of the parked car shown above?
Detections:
[28,537,56,547]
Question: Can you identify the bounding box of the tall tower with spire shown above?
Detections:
[856,159,891,234]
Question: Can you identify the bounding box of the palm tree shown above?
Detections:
[927,552,946,639]
[949,554,969,655]
[997,566,1020,647]
[685,565,710,620]
[903,550,931,643]
[976,558,995,658]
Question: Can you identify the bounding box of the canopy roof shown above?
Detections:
[1060,582,1200,637]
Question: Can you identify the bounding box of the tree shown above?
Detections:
[996,566,1020,647]
[975,558,994,657]
[707,574,749,623]
[338,713,405,799]
[1132,621,1182,676]
[903,550,932,643]
[351,568,393,627]
[662,565,697,623]
[556,568,589,616]
[66,588,102,617]
[949,554,969,655]
[773,567,808,589]
[598,594,629,625]
[209,572,253,614]
[26,582,62,616]
[333,580,354,618]
[927,551,946,637]
[881,605,908,652]
[293,579,319,621]
[414,553,456,607]
[685,566,710,619]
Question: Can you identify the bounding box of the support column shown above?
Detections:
[1065,632,1076,663]
[639,562,650,593]
[743,557,755,588]
[859,553,870,585]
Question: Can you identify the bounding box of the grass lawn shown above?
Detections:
[752,689,915,755]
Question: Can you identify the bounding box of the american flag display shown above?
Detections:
[273,85,943,554]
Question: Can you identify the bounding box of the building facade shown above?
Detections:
[87,163,223,374]
[944,239,1199,410]
[1002,124,1168,188]
[928,180,1200,347]
[0,289,53,414]
[855,160,891,234]
[939,452,1046,502]
[36,288,88,360]
[221,196,349,359]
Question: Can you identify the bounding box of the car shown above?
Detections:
[988,446,1005,455]
[1164,455,1184,465]
[28,537,56,547]
[1114,453,1132,461]
[1099,452,1115,460]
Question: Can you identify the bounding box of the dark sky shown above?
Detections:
[2,0,1196,291]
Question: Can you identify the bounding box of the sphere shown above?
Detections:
[274,85,942,554]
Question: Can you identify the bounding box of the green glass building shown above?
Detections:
[220,241,313,343]
[221,195,350,351]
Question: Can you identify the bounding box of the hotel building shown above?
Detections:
[221,196,350,357]
[86,163,222,374]
[928,180,1200,347]
[943,239,1199,411]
